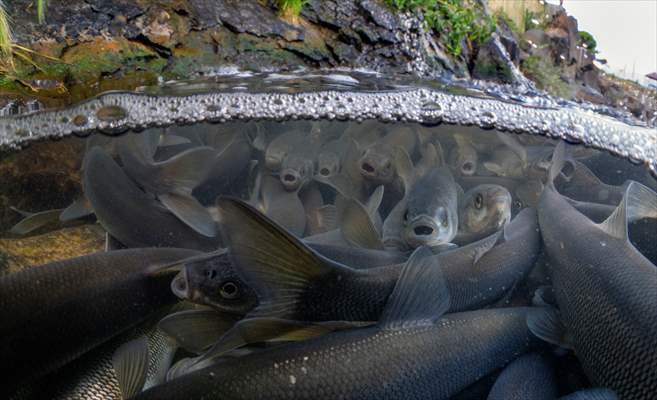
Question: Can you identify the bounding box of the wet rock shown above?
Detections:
[495,18,520,64]
[472,38,514,83]
[190,0,304,42]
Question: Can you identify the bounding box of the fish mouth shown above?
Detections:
[171,268,189,299]
[461,161,476,176]
[280,169,302,191]
[403,216,448,248]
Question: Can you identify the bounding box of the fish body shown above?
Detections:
[135,308,542,400]
[83,147,219,250]
[18,325,176,400]
[214,198,539,322]
[487,353,557,400]
[0,248,199,390]
[537,144,657,399]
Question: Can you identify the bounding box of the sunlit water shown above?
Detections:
[1,73,656,399]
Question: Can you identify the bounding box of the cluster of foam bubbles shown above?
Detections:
[0,86,655,176]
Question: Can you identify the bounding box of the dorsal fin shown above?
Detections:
[394,147,415,195]
[496,132,527,165]
[158,309,239,354]
[216,197,352,318]
[365,185,384,218]
[547,141,566,187]
[597,181,657,240]
[380,246,450,329]
[339,198,384,250]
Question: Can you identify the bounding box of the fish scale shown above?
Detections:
[0,248,199,392]
[134,308,541,400]
[539,184,657,399]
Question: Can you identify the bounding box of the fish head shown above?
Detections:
[280,154,314,191]
[171,251,258,315]
[460,184,512,237]
[402,205,457,249]
[265,147,288,171]
[358,144,395,184]
[449,143,478,176]
[316,151,341,179]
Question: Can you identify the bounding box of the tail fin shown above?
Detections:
[216,197,352,318]
[598,181,657,240]
[547,141,566,187]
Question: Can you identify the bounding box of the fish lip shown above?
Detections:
[280,169,302,191]
[170,268,189,299]
[265,154,284,170]
[403,216,446,247]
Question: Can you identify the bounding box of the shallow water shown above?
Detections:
[1,76,656,399]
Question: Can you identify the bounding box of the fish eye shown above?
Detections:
[514,200,523,209]
[205,269,217,280]
[220,281,240,300]
[474,193,483,209]
[462,161,473,172]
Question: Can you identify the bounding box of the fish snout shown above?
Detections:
[404,217,444,248]
[265,153,285,171]
[171,269,189,299]
[461,160,476,176]
[280,169,302,191]
[359,155,393,182]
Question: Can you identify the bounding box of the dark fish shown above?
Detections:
[192,129,253,204]
[487,353,557,400]
[279,152,314,192]
[170,243,408,314]
[264,129,306,172]
[83,147,219,251]
[304,187,385,249]
[448,135,478,176]
[556,160,626,205]
[533,142,657,399]
[134,246,544,400]
[357,126,417,185]
[117,135,218,237]
[559,389,619,399]
[170,249,259,316]
[211,198,539,322]
[0,248,199,390]
[384,167,459,250]
[455,184,512,246]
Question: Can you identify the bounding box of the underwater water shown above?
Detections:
[0,74,656,399]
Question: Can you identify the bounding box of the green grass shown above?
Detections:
[37,0,46,24]
[521,55,571,98]
[386,0,496,58]
[0,0,12,68]
[278,0,308,18]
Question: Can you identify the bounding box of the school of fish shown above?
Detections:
[1,120,656,400]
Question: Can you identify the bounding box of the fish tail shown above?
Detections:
[547,141,566,187]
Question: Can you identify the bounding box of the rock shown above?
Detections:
[0,225,105,274]
[189,0,304,42]
[472,38,514,83]
[495,18,520,64]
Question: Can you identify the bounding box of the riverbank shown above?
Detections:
[0,0,655,120]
